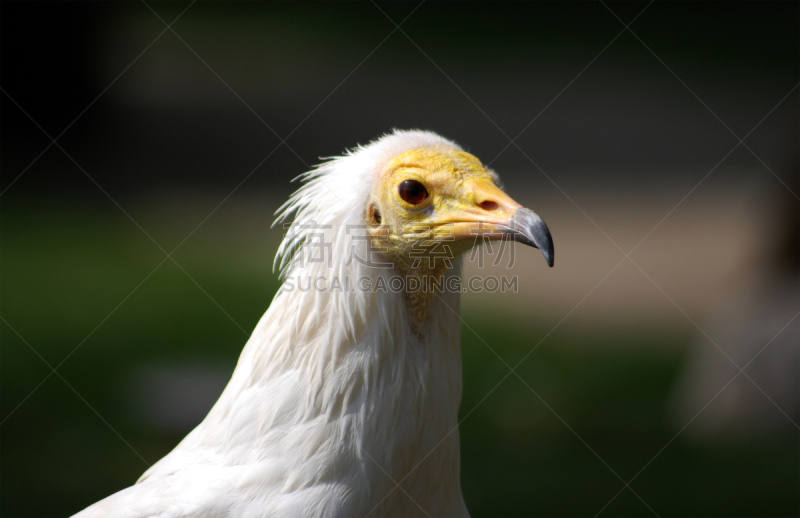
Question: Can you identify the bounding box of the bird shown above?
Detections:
[74,130,554,518]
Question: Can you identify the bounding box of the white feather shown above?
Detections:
[75,130,470,517]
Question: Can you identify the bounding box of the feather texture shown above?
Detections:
[75,130,470,517]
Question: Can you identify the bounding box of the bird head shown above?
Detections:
[364,143,554,274]
[274,130,553,334]
[275,130,552,298]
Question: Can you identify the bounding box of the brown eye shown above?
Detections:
[398,180,429,205]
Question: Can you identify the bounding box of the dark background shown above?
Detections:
[1,1,798,516]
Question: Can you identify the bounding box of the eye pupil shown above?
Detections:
[399,180,429,205]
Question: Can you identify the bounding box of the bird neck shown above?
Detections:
[196,258,465,499]
[245,257,465,408]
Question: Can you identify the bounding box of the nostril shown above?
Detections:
[479,200,499,211]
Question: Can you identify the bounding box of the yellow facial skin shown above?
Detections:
[364,144,531,326]
[366,144,523,272]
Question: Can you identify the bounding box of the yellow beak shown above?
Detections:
[439,180,554,267]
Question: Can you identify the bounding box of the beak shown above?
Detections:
[440,180,554,267]
[505,207,554,267]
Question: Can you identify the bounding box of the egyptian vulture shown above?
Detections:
[75,130,554,517]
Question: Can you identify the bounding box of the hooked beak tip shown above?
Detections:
[509,208,554,267]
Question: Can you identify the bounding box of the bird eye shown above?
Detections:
[398,180,429,205]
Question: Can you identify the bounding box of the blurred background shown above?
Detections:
[1,1,798,516]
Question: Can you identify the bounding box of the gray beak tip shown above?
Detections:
[540,234,554,268]
[509,208,555,268]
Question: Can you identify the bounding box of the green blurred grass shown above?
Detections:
[2,198,797,517]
